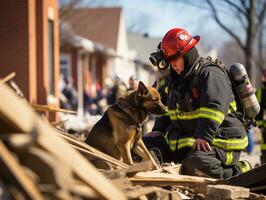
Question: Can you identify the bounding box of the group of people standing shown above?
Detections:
[59,74,139,116]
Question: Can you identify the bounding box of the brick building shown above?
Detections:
[0,0,59,118]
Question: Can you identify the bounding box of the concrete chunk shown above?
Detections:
[206,184,249,200]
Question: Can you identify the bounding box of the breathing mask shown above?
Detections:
[149,43,170,70]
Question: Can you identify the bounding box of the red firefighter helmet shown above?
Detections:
[161,28,200,60]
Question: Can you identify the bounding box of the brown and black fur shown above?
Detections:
[85,81,167,169]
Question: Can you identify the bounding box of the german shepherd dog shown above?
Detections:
[85,81,167,169]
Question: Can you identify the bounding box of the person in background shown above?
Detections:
[143,27,251,179]
[246,125,255,154]
[127,75,139,91]
[58,74,73,110]
[255,69,266,164]
[62,76,78,110]
[106,75,127,105]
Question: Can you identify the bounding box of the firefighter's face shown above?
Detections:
[170,56,185,74]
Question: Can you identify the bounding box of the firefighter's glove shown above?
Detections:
[193,138,211,152]
[144,131,164,138]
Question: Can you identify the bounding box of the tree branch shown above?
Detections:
[206,0,245,51]
[240,0,248,10]
[223,0,247,16]
[257,1,266,27]
[236,11,247,30]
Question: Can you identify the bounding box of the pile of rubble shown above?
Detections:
[0,75,266,200]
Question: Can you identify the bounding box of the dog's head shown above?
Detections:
[137,81,167,116]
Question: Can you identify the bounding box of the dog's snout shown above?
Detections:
[150,103,167,116]
[160,104,168,114]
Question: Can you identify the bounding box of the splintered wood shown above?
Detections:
[0,80,266,200]
[0,82,126,200]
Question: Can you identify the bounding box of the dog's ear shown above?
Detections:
[137,81,149,96]
[151,81,157,89]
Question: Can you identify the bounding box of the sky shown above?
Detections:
[87,0,233,49]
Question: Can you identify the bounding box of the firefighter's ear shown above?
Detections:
[151,81,157,89]
[137,81,149,96]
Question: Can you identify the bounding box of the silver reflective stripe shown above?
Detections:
[238,160,251,173]
[164,131,169,144]
[178,137,195,149]
[212,136,248,150]
[167,106,226,124]
[169,140,177,151]
[225,151,233,165]
[199,107,224,124]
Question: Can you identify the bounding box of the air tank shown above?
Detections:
[229,63,260,119]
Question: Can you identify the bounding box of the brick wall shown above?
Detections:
[0,0,37,102]
[0,0,59,121]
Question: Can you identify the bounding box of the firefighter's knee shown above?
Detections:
[181,152,204,176]
[181,150,224,179]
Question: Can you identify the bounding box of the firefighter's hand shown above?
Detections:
[193,138,211,152]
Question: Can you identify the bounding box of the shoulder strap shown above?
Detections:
[192,57,250,126]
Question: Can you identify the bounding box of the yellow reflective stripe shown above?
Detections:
[256,88,262,103]
[212,136,248,150]
[177,110,199,120]
[261,143,266,150]
[178,137,195,149]
[230,101,237,110]
[238,160,251,173]
[169,139,177,151]
[159,78,166,87]
[167,109,200,120]
[164,86,168,94]
[168,109,177,119]
[164,131,169,144]
[228,101,237,113]
[170,116,177,120]
[225,151,234,165]
[163,106,171,116]
[168,110,176,114]
[199,107,224,124]
[257,120,264,127]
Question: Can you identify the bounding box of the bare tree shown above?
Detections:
[59,0,106,24]
[172,0,266,86]
[59,0,81,23]
[207,0,266,86]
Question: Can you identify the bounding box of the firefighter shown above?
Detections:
[255,69,266,164]
[144,28,251,179]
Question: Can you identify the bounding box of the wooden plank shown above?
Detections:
[57,131,128,169]
[124,186,182,200]
[249,192,266,200]
[0,83,126,200]
[68,143,119,168]
[0,140,44,200]
[0,72,16,84]
[130,171,216,187]
[71,181,99,199]
[31,104,77,114]
[104,162,153,180]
